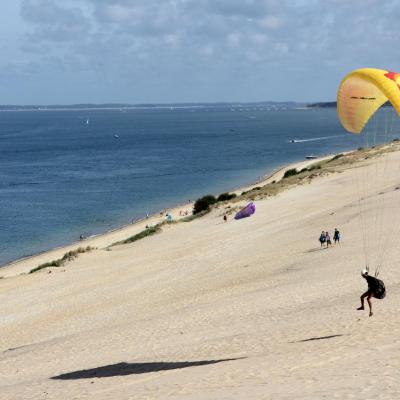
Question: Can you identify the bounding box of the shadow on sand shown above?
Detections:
[304,247,329,254]
[293,334,344,343]
[51,358,244,380]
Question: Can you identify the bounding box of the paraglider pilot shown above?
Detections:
[357,268,386,317]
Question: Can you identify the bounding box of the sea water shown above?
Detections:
[0,106,371,265]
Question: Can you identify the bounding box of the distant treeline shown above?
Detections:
[307,102,337,108]
[0,101,303,111]
[307,101,393,108]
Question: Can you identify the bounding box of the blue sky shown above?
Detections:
[1,0,399,104]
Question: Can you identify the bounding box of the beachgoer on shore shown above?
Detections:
[79,234,84,241]
[223,215,227,222]
[319,231,326,247]
[334,228,340,244]
[357,268,386,317]
[326,231,332,247]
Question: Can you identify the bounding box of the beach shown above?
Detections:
[2,146,400,399]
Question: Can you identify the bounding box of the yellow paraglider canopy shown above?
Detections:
[337,68,400,133]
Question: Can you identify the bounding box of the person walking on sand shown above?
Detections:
[357,268,386,317]
[333,228,340,244]
[223,214,227,222]
[319,231,326,247]
[326,231,332,247]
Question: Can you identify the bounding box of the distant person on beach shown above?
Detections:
[357,269,386,317]
[79,234,84,241]
[223,215,227,222]
[319,231,326,247]
[326,231,332,247]
[334,228,340,244]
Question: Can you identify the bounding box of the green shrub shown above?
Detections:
[29,246,95,273]
[180,210,209,222]
[330,153,344,162]
[115,225,161,245]
[193,195,217,214]
[283,168,298,178]
[217,192,237,202]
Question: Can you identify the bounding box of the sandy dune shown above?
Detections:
[1,150,400,399]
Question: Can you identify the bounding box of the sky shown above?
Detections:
[0,0,399,104]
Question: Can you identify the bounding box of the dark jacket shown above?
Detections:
[364,275,386,299]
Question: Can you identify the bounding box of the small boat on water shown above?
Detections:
[114,134,119,139]
[305,155,317,159]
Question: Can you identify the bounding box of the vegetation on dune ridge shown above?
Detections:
[111,224,162,246]
[29,246,95,274]
[193,195,217,214]
[111,209,211,247]
[217,192,237,202]
[110,193,238,248]
[180,210,209,222]
[193,193,237,214]
[236,142,400,203]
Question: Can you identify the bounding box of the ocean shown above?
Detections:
[0,106,372,266]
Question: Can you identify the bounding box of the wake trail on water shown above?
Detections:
[288,134,343,143]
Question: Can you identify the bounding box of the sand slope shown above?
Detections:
[1,151,400,399]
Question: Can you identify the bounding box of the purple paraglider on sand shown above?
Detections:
[234,202,256,220]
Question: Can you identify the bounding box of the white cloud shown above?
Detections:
[198,45,214,56]
[2,0,399,103]
[226,33,241,48]
[250,33,269,45]
[164,34,180,48]
[259,15,284,29]
[100,4,146,23]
